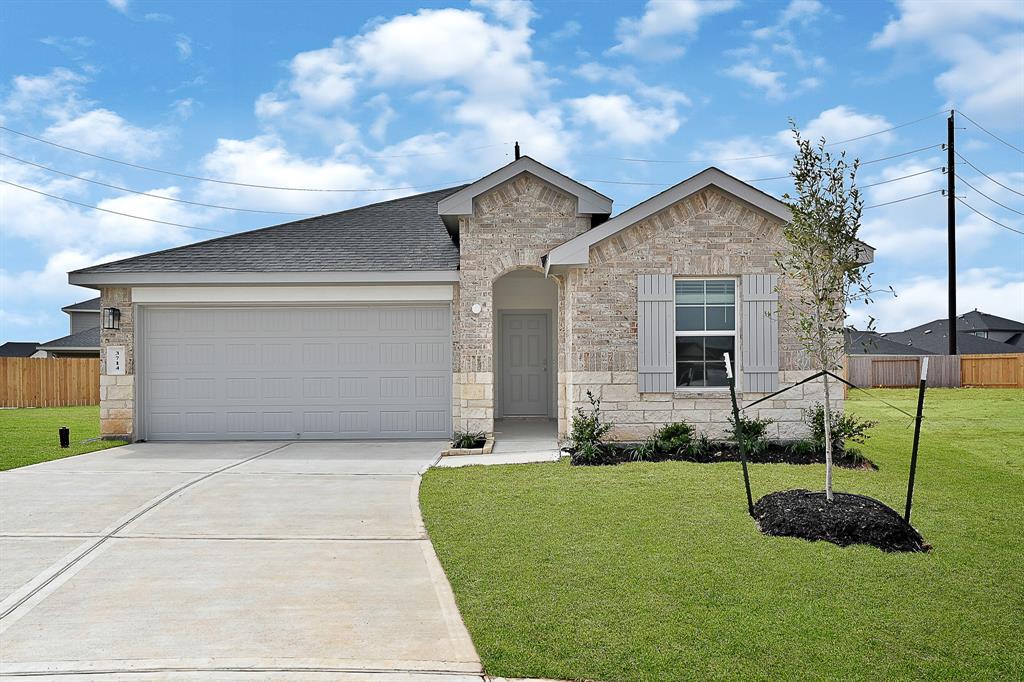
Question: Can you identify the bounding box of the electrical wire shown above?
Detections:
[0,152,313,216]
[953,150,1024,198]
[958,110,1024,155]
[581,110,947,165]
[955,197,1024,236]
[858,143,943,165]
[955,172,1024,216]
[0,178,229,233]
[860,166,942,189]
[0,125,473,192]
[862,189,942,210]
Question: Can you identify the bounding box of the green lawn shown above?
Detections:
[420,389,1024,681]
[0,406,126,471]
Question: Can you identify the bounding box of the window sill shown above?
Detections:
[673,388,731,399]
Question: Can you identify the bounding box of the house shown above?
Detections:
[35,297,101,358]
[845,311,1024,356]
[0,341,45,358]
[68,157,871,443]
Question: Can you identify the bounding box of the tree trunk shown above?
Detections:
[822,372,834,502]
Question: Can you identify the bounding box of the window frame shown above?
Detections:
[673,277,737,391]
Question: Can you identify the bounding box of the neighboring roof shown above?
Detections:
[844,329,934,355]
[545,167,875,268]
[883,328,1024,355]
[69,186,465,285]
[905,310,1024,335]
[0,341,41,357]
[437,156,613,229]
[35,326,101,352]
[61,296,101,313]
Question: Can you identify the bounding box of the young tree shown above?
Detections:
[777,125,876,502]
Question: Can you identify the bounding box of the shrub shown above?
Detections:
[727,414,775,455]
[653,421,696,455]
[630,435,661,462]
[804,403,877,453]
[570,391,614,465]
[452,430,486,449]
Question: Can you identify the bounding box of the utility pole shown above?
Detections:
[946,110,957,356]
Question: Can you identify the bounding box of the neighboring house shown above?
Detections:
[0,341,45,358]
[68,158,872,442]
[36,297,101,358]
[846,311,1024,356]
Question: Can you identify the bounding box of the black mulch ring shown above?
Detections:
[753,489,930,553]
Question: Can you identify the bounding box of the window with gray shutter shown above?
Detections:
[637,274,674,392]
[741,274,780,392]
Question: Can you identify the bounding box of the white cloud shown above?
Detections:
[871,0,1024,127]
[724,62,786,100]
[171,97,195,120]
[1,250,136,307]
[470,0,535,28]
[689,136,791,179]
[106,0,128,13]
[175,34,192,60]
[610,0,738,59]
[848,267,1024,330]
[797,105,895,149]
[550,20,581,41]
[569,94,680,145]
[0,68,86,122]
[44,109,167,161]
[574,62,692,106]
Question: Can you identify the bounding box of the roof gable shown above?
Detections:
[62,296,101,313]
[545,167,874,268]
[437,156,612,229]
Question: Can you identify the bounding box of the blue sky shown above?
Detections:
[1,0,1022,344]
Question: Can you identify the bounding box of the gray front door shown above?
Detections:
[141,305,451,440]
[501,313,548,416]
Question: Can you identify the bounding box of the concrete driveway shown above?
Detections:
[0,442,482,680]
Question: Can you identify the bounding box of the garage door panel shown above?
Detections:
[142,305,451,440]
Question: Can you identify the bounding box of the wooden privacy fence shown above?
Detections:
[961,354,1024,388]
[845,353,1024,389]
[0,357,100,407]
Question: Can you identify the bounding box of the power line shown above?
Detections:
[0,152,313,216]
[0,178,229,233]
[955,172,1024,216]
[364,142,509,158]
[955,197,1024,236]
[858,143,943,165]
[0,125,473,192]
[860,166,942,189]
[862,189,943,210]
[581,110,947,165]
[958,110,1024,155]
[953,150,1024,198]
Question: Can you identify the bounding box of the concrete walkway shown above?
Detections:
[0,441,482,680]
[436,419,564,468]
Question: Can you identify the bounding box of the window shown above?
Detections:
[675,279,736,388]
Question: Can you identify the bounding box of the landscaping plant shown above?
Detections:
[775,124,879,502]
[569,390,614,465]
[452,430,487,449]
[727,414,774,456]
[805,402,877,454]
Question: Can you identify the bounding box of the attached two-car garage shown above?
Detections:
[139,304,452,441]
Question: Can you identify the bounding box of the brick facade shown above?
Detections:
[98,286,135,440]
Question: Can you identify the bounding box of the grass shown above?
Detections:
[420,389,1024,681]
[0,406,126,471]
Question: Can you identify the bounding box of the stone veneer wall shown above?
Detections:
[453,173,590,434]
[562,187,840,441]
[99,286,135,440]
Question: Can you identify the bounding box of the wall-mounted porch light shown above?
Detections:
[102,307,121,330]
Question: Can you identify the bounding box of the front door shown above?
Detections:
[501,313,549,416]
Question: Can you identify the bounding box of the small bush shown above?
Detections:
[727,414,775,455]
[653,421,696,455]
[570,391,614,465]
[630,435,661,462]
[804,403,877,453]
[452,430,486,449]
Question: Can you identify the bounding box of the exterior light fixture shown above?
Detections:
[102,307,121,330]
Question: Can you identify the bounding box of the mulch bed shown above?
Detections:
[569,442,875,469]
[753,489,930,553]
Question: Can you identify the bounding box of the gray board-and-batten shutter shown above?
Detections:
[637,274,674,392]
[741,273,780,392]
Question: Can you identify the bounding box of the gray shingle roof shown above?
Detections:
[37,327,100,350]
[0,342,41,357]
[883,329,1024,355]
[844,329,934,355]
[72,186,465,275]
[62,296,101,312]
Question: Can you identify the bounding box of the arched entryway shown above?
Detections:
[492,269,559,445]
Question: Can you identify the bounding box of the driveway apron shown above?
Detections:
[0,441,481,679]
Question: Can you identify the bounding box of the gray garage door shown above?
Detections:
[141,305,451,440]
